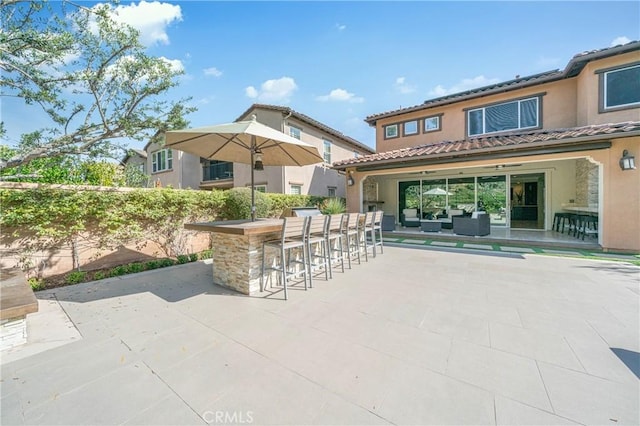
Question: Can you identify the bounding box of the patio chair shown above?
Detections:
[261,216,309,300]
[452,212,490,236]
[342,213,363,268]
[400,208,420,227]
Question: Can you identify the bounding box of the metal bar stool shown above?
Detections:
[364,210,384,257]
[576,214,598,240]
[304,215,330,286]
[342,213,362,268]
[553,212,572,233]
[261,216,309,300]
[326,214,345,277]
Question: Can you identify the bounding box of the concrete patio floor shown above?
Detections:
[1,246,639,425]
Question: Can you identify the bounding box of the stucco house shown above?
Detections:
[333,41,639,252]
[139,104,374,196]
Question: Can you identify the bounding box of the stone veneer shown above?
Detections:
[211,230,281,295]
[575,159,599,207]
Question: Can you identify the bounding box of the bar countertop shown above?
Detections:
[184,219,284,236]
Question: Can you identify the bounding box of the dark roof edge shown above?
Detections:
[236,103,375,154]
[365,40,640,125]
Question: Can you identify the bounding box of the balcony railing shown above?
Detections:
[202,161,233,181]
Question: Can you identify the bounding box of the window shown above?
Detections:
[328,186,337,197]
[151,149,173,173]
[290,184,302,195]
[467,97,539,136]
[254,185,266,193]
[384,124,398,139]
[403,120,418,136]
[424,116,440,132]
[601,63,640,111]
[289,126,301,140]
[354,151,359,158]
[323,139,332,163]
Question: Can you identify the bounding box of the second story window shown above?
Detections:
[467,97,539,137]
[152,149,172,173]
[600,63,640,111]
[424,116,441,132]
[384,124,398,139]
[323,139,332,163]
[289,126,301,140]
[403,120,418,136]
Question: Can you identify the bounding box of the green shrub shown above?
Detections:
[176,254,189,264]
[128,262,144,273]
[222,187,272,220]
[28,277,45,291]
[145,260,161,270]
[65,271,87,284]
[93,271,108,280]
[199,249,212,259]
[109,265,128,276]
[160,258,175,267]
[319,198,346,214]
[189,253,199,262]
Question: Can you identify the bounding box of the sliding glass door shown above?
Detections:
[477,175,507,226]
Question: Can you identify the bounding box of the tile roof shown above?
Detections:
[333,121,640,169]
[365,40,640,124]
[236,103,375,154]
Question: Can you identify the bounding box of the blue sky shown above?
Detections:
[3,1,639,151]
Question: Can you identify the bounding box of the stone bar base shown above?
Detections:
[210,230,281,295]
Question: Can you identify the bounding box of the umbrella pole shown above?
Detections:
[251,137,256,222]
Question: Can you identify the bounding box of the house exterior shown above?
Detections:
[139,104,373,196]
[333,41,640,252]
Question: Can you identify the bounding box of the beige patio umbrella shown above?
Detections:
[165,115,324,221]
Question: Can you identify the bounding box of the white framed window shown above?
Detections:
[289,126,301,140]
[151,149,173,173]
[328,186,337,197]
[290,184,302,195]
[353,151,359,158]
[403,120,418,136]
[323,139,332,163]
[254,185,266,193]
[424,116,440,132]
[602,63,640,110]
[467,97,539,136]
[384,124,398,139]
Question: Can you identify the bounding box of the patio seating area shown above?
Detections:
[2,245,638,425]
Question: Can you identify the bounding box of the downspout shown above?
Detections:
[282,110,293,193]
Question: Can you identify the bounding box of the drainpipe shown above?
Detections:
[282,110,292,193]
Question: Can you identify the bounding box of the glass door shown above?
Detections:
[477,175,507,226]
[510,173,545,229]
[399,180,421,215]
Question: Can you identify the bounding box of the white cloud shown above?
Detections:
[159,56,184,73]
[336,23,346,31]
[427,75,501,97]
[395,76,416,94]
[316,88,364,103]
[203,67,222,77]
[99,1,182,46]
[611,36,631,47]
[244,77,297,102]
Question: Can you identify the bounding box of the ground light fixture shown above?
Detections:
[619,149,636,171]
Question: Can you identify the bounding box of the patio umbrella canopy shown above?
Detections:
[165,115,324,221]
[424,187,452,195]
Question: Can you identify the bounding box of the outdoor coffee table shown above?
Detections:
[420,220,442,232]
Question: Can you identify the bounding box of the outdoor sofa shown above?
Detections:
[452,212,490,236]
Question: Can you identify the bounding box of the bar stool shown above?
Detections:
[364,211,384,258]
[576,214,598,240]
[553,212,572,233]
[325,214,345,277]
[261,216,309,300]
[304,215,330,286]
[342,213,362,268]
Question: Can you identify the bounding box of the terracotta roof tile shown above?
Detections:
[333,122,640,169]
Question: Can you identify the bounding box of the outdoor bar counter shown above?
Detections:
[185,219,284,295]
